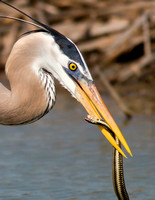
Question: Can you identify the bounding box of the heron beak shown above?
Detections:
[75,79,132,158]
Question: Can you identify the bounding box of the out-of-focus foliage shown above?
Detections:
[0,0,154,114]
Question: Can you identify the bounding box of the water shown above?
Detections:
[0,93,154,200]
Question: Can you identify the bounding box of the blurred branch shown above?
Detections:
[0,0,154,114]
[94,67,133,118]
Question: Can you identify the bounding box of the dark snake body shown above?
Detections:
[85,115,129,200]
[112,135,129,200]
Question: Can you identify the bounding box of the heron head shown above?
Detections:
[0,0,131,157]
[41,29,132,157]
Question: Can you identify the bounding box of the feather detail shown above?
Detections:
[39,69,56,115]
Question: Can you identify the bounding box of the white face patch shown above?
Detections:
[28,32,92,98]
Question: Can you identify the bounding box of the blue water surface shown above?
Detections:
[0,93,154,200]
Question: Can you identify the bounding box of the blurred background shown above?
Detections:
[0,0,154,115]
[0,1,155,200]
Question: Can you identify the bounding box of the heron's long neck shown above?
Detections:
[0,68,48,125]
[0,33,55,125]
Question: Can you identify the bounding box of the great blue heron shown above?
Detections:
[0,0,132,158]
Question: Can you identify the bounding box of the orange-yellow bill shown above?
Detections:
[75,79,132,158]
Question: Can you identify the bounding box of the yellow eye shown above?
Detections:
[69,62,77,71]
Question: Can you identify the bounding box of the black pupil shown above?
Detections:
[71,64,76,69]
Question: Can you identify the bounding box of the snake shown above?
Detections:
[85,115,129,200]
